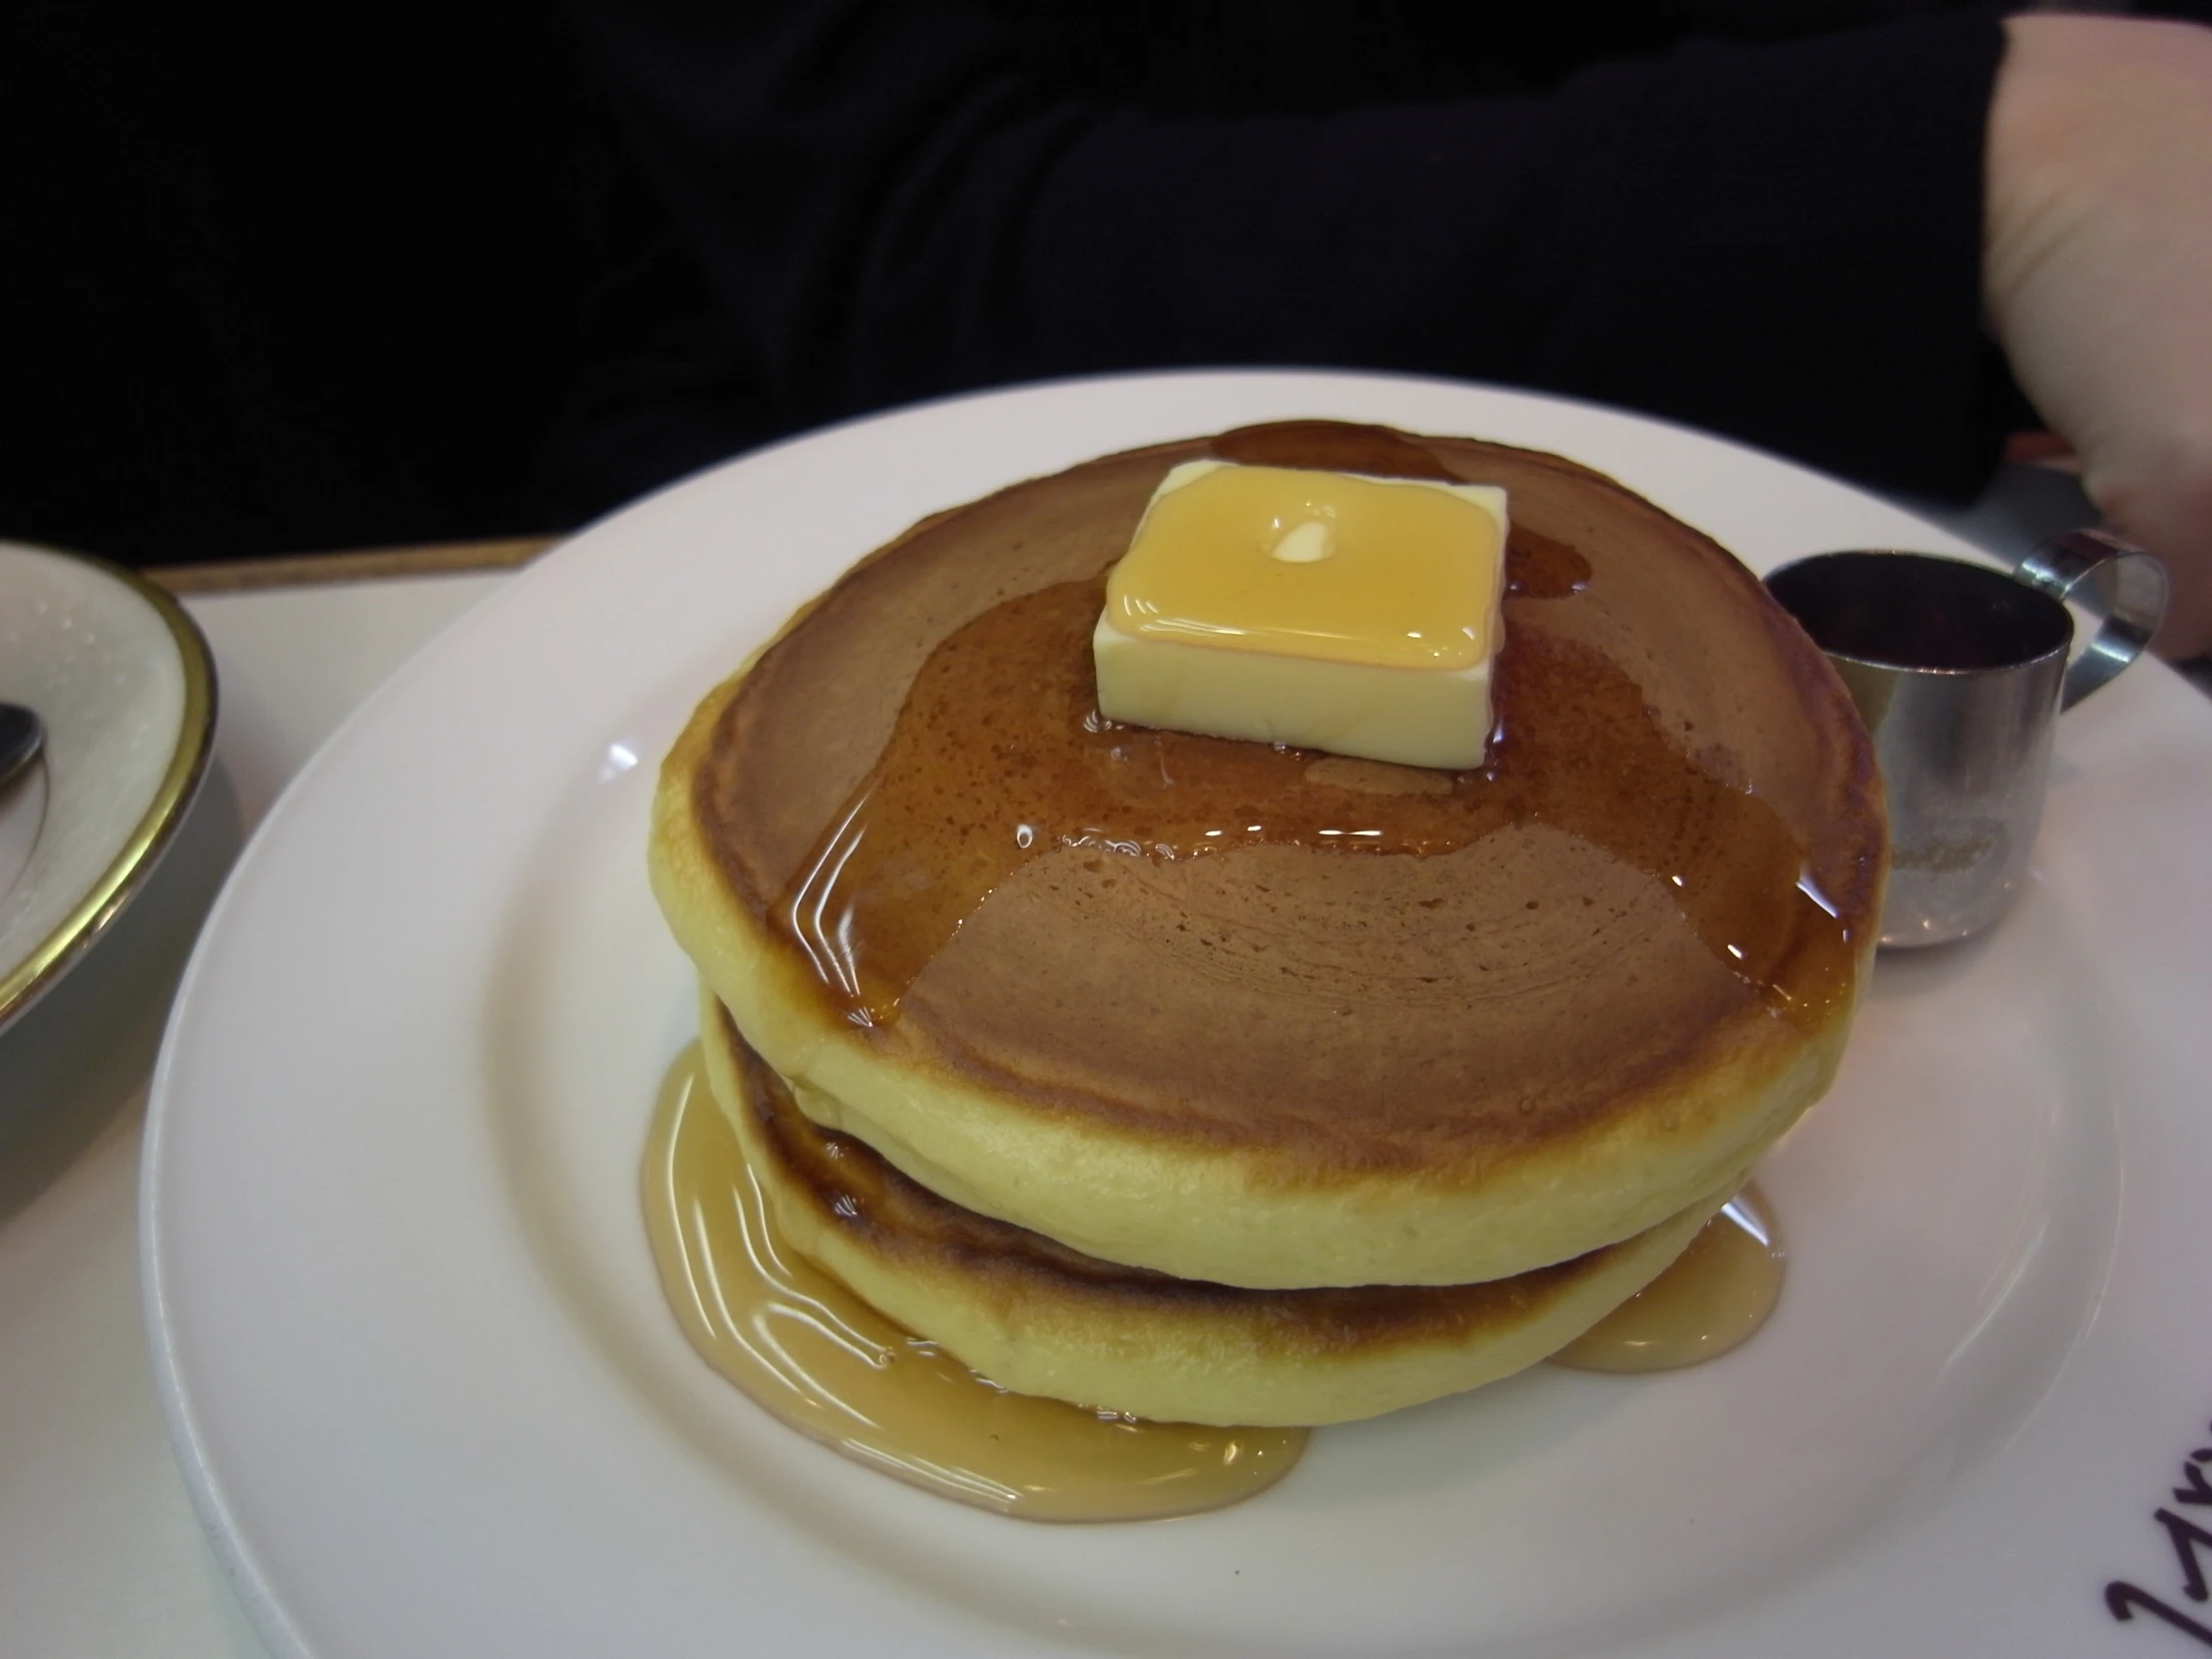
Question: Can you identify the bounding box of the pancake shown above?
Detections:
[696,989,1733,1427]
[650,420,1884,1290]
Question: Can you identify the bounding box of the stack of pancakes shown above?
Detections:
[650,421,1884,1427]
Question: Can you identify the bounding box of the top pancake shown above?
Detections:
[650,421,1884,1289]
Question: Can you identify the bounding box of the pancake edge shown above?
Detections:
[695,984,1737,1428]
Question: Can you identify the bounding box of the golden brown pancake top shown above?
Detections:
[694,422,1881,1179]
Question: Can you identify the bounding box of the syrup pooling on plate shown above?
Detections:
[642,1046,1308,1521]
[771,543,1854,1029]
[1548,1187,1786,1373]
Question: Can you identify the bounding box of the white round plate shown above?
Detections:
[0,542,215,1033]
[146,372,2212,1659]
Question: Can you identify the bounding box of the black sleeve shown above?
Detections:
[566,0,2015,501]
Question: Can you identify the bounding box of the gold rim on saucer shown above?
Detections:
[0,544,219,1033]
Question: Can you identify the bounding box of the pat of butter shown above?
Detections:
[1092,460,1508,770]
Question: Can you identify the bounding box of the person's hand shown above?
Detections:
[1986,14,2212,659]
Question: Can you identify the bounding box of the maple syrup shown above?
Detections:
[642,1046,1308,1522]
[773,572,1853,1029]
[1548,1188,1785,1373]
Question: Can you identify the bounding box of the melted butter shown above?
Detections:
[1103,462,1504,669]
[1547,1187,1785,1373]
[641,1045,1308,1522]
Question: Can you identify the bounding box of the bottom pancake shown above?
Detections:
[698,989,1732,1427]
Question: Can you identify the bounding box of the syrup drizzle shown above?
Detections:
[772,561,1852,1028]
[1547,1187,1786,1373]
[642,1045,1308,1522]
[1505,525,1593,599]
[641,1045,1787,1512]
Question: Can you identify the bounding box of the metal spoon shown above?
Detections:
[0,703,44,792]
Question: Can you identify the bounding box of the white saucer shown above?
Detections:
[0,543,216,1034]
[144,373,2212,1659]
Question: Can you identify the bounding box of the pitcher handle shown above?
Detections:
[2012,529,2169,710]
